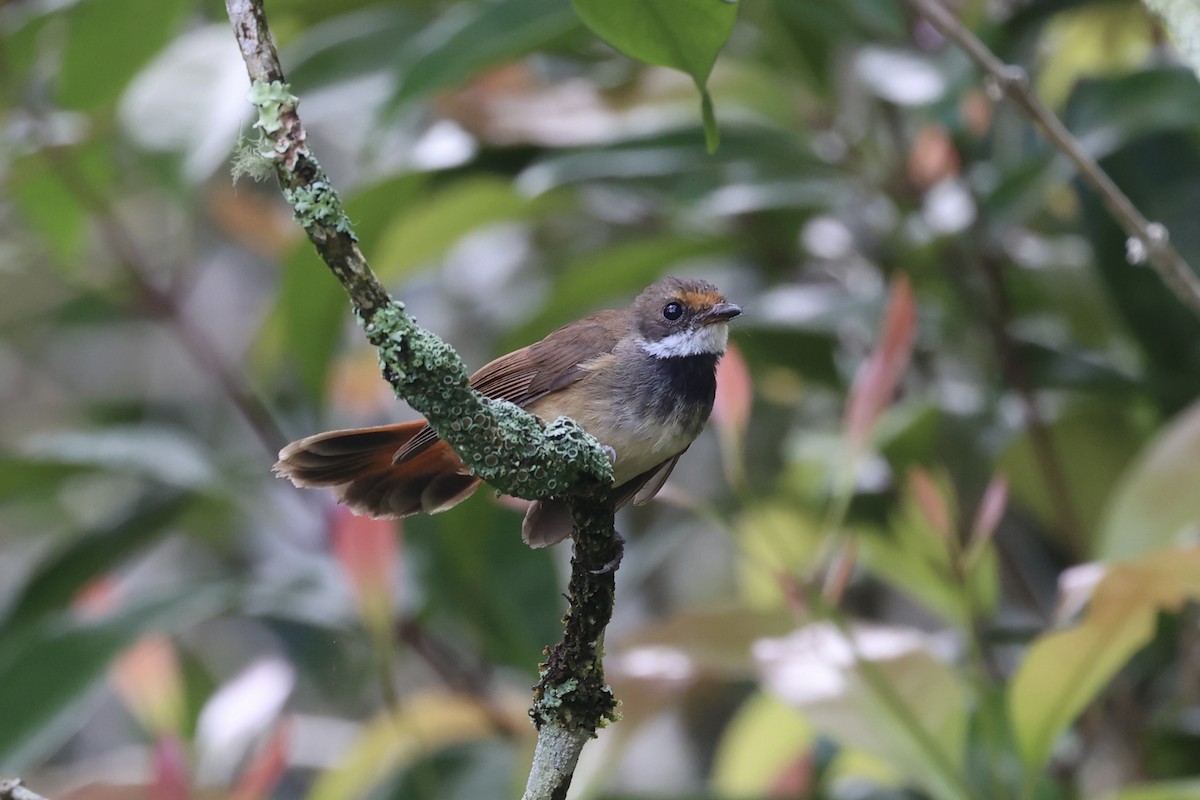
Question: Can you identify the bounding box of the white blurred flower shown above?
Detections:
[118,25,250,182]
[195,658,295,783]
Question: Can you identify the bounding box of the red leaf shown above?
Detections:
[844,274,917,449]
[331,506,398,621]
[908,467,952,542]
[231,720,291,800]
[970,474,1008,548]
[73,575,120,618]
[712,342,752,438]
[111,635,184,734]
[149,734,190,800]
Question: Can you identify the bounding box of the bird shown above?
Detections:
[274,276,741,547]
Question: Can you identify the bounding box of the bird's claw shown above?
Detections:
[590,529,626,575]
[602,445,617,465]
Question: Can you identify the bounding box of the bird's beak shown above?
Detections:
[703,302,742,324]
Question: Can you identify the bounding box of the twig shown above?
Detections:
[975,248,1086,558]
[37,146,287,457]
[223,3,621,797]
[905,0,1200,319]
[0,778,50,800]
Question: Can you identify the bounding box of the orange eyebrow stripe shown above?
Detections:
[679,289,725,308]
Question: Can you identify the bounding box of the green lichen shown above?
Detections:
[358,303,614,501]
[282,180,353,233]
[247,80,296,134]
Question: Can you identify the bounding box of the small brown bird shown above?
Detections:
[275,276,741,547]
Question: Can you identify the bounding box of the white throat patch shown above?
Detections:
[639,323,729,359]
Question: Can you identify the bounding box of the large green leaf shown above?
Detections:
[1009,547,1200,782]
[0,583,233,770]
[389,0,580,109]
[0,493,193,635]
[998,402,1145,554]
[371,176,535,280]
[409,491,560,670]
[572,0,738,150]
[756,622,969,800]
[1099,398,1200,559]
[280,254,351,402]
[58,0,189,110]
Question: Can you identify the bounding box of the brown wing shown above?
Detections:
[394,309,627,463]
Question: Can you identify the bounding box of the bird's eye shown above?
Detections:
[662,302,684,321]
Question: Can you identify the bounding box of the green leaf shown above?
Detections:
[8,141,117,267]
[1110,779,1200,800]
[756,622,969,800]
[711,691,814,795]
[998,402,1145,554]
[0,494,193,635]
[371,176,534,280]
[1009,547,1200,781]
[1066,69,1200,162]
[572,0,737,86]
[59,0,189,110]
[0,583,233,770]
[259,174,426,401]
[278,244,351,401]
[307,691,516,800]
[1099,398,1200,559]
[572,0,738,149]
[411,492,561,670]
[390,0,579,109]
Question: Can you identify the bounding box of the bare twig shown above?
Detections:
[223,3,620,797]
[0,778,50,800]
[906,0,1200,319]
[975,247,1086,558]
[38,146,287,457]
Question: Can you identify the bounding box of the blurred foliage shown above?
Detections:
[3,0,1200,798]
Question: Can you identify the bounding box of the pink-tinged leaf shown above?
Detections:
[73,575,120,618]
[769,752,815,796]
[845,274,917,449]
[150,734,191,800]
[331,506,398,624]
[908,467,952,542]
[713,342,752,437]
[970,474,1008,547]
[231,719,291,800]
[713,342,753,488]
[111,635,185,735]
[821,538,859,605]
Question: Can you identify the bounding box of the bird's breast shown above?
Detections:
[528,350,718,486]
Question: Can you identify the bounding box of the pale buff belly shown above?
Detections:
[527,392,699,486]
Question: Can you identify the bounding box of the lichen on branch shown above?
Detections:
[359,304,614,498]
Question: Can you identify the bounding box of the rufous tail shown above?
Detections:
[273,421,482,519]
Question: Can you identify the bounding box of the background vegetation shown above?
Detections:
[3,0,1200,797]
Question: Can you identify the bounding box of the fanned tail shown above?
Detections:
[274,422,481,518]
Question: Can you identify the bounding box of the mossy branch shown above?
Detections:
[224,1,620,796]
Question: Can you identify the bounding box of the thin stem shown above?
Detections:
[905,0,1200,319]
[974,247,1086,558]
[38,146,288,457]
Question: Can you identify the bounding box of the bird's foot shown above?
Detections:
[590,529,626,575]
